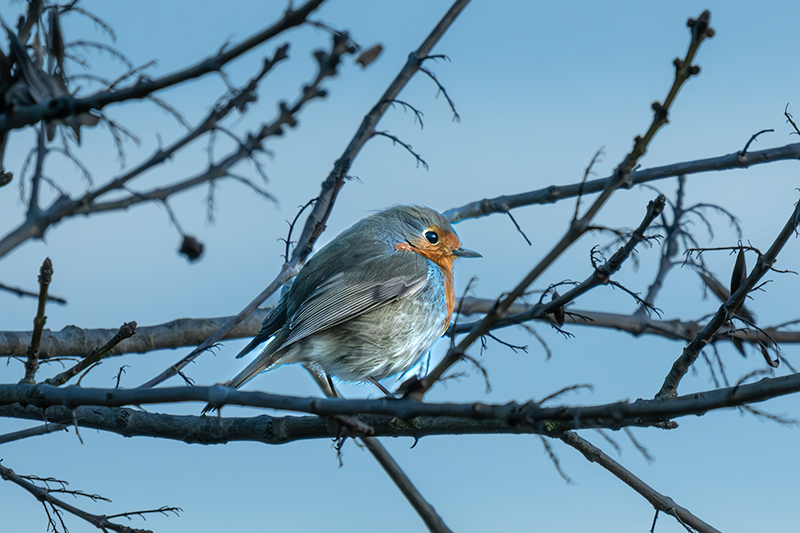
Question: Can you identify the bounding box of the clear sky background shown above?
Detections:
[2,1,800,531]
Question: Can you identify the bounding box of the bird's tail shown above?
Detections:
[226,348,282,390]
[202,337,286,413]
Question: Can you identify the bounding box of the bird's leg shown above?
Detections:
[327,374,339,398]
[368,377,396,399]
[303,364,338,398]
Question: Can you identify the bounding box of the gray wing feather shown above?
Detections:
[235,293,288,359]
[276,252,430,351]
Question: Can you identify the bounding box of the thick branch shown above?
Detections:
[3,369,800,442]
[4,371,800,429]
[0,403,547,443]
[0,311,269,358]
[6,296,800,360]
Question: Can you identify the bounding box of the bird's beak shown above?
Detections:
[452,247,481,258]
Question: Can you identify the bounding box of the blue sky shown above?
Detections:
[2,1,800,531]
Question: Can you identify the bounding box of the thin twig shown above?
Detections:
[739,129,773,156]
[45,322,137,386]
[0,423,67,444]
[657,196,800,398]
[20,258,53,384]
[557,431,720,533]
[0,460,163,533]
[442,143,800,224]
[0,281,66,304]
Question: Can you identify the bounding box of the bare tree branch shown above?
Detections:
[444,143,800,224]
[0,311,269,359]
[657,196,800,398]
[414,12,714,397]
[0,422,67,444]
[44,322,137,386]
[360,436,452,533]
[139,0,473,389]
[0,0,327,134]
[0,37,329,259]
[20,258,53,384]
[557,431,721,533]
[0,459,173,533]
[6,367,800,430]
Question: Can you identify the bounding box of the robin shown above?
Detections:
[217,204,480,397]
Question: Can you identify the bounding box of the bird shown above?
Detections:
[212,204,480,403]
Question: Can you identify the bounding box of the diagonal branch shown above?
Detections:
[0,282,66,304]
[0,460,158,533]
[288,0,472,264]
[306,357,453,532]
[413,12,713,397]
[657,197,800,398]
[44,322,137,386]
[138,0,473,388]
[452,196,665,335]
[557,431,721,533]
[359,436,453,533]
[0,41,313,260]
[0,422,67,444]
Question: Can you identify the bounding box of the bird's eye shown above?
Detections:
[424,230,439,244]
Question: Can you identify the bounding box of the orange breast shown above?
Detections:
[395,242,457,328]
